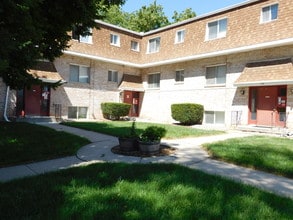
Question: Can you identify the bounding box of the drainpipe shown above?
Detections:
[3,85,10,122]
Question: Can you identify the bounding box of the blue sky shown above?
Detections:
[122,0,248,19]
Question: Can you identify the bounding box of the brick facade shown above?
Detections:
[1,0,293,129]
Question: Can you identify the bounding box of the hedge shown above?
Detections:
[171,103,203,125]
[101,102,131,120]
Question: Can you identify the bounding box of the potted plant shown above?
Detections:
[138,126,167,155]
[118,120,138,152]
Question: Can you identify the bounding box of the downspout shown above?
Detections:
[3,85,10,122]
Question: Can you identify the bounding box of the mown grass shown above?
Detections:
[0,122,90,167]
[0,163,292,219]
[203,135,293,178]
[63,121,224,139]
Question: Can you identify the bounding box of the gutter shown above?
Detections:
[3,85,10,122]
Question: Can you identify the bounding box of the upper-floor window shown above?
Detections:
[148,73,160,88]
[148,37,160,53]
[261,4,278,23]
[175,30,185,43]
[108,70,118,82]
[69,64,90,83]
[131,41,139,51]
[206,18,227,40]
[72,27,92,44]
[110,34,120,46]
[206,65,226,85]
[175,70,184,82]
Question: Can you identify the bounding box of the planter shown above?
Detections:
[138,140,160,156]
[118,137,138,152]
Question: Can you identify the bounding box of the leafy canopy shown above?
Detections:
[0,0,124,89]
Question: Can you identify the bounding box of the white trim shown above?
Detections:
[234,80,293,87]
[64,38,293,68]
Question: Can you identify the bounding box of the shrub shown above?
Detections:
[139,126,167,143]
[171,103,203,125]
[101,102,131,120]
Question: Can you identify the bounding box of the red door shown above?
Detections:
[249,86,286,127]
[123,91,140,117]
[24,85,50,116]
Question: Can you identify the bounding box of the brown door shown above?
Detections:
[24,85,50,116]
[123,91,140,117]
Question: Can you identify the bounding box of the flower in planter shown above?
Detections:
[139,126,167,143]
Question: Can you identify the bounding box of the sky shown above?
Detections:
[122,0,249,19]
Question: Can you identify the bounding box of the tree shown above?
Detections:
[129,1,170,32]
[0,0,124,89]
[172,8,196,23]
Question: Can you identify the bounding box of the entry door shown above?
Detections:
[123,91,140,117]
[24,85,50,116]
[257,87,277,126]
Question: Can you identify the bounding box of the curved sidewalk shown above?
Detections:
[0,123,292,199]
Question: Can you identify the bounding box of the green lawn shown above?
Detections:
[203,135,293,178]
[0,122,90,167]
[63,121,224,139]
[0,163,292,219]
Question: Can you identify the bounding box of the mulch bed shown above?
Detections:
[111,144,177,157]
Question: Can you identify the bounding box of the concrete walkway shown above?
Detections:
[0,123,292,199]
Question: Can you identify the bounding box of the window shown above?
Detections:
[205,111,225,124]
[110,34,120,46]
[175,30,185,43]
[261,4,278,23]
[148,73,160,88]
[206,65,226,85]
[108,70,118,82]
[206,18,227,40]
[131,41,139,51]
[68,106,88,119]
[72,27,92,44]
[148,37,160,53]
[69,64,90,83]
[175,70,184,82]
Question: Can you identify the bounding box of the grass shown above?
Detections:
[203,135,293,178]
[0,122,90,167]
[62,121,224,139]
[0,163,292,219]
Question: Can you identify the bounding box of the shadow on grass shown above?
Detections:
[0,163,292,219]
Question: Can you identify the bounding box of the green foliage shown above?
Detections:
[0,163,292,219]
[171,103,204,125]
[0,122,90,167]
[101,102,131,120]
[172,8,196,23]
[140,126,167,142]
[204,136,293,178]
[0,0,124,89]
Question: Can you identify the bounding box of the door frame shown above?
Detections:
[123,90,140,117]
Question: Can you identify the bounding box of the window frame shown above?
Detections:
[131,40,140,52]
[69,64,90,83]
[147,37,161,53]
[205,64,227,86]
[110,33,120,47]
[72,27,92,44]
[108,70,118,83]
[206,18,228,41]
[260,3,279,23]
[148,73,161,88]
[68,106,88,119]
[175,29,185,44]
[175,69,184,83]
[205,111,225,124]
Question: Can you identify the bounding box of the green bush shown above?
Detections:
[139,126,167,143]
[171,103,204,125]
[101,102,131,120]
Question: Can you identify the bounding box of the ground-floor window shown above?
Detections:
[205,111,225,124]
[68,106,88,119]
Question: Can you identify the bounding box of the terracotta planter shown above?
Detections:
[138,140,160,155]
[118,137,138,152]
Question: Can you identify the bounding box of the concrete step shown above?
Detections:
[236,125,292,136]
[16,116,58,124]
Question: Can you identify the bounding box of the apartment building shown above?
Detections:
[1,0,293,129]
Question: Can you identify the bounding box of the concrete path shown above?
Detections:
[0,123,292,199]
